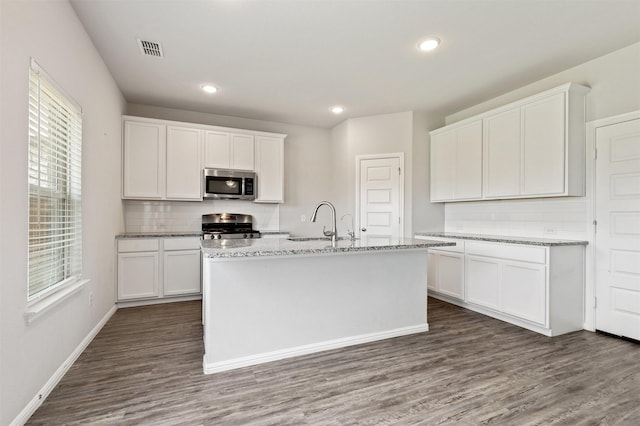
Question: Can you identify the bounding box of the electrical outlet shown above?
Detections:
[301,214,307,222]
[89,292,94,306]
[544,227,558,235]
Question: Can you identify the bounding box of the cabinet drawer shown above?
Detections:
[466,241,546,264]
[164,237,202,251]
[118,238,159,253]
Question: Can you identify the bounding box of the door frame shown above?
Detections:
[585,110,640,332]
[355,153,405,238]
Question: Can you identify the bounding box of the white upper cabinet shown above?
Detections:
[230,134,255,170]
[123,118,202,201]
[430,120,482,202]
[123,121,166,199]
[203,131,231,169]
[123,115,286,202]
[521,93,566,196]
[430,83,589,202]
[203,131,254,170]
[254,135,285,203]
[166,126,202,200]
[483,108,521,198]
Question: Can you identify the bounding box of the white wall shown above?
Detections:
[411,111,446,233]
[330,111,445,238]
[0,1,125,424]
[126,103,333,237]
[443,42,640,239]
[331,112,414,236]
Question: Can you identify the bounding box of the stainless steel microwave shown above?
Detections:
[203,168,256,200]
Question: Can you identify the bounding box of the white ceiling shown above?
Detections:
[70,0,640,128]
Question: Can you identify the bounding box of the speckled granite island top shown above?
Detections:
[116,232,203,239]
[415,232,588,247]
[201,236,454,258]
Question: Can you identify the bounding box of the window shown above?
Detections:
[28,59,83,300]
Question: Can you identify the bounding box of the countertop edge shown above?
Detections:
[414,232,588,247]
[202,240,453,259]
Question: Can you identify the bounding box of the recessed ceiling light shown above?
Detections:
[331,106,345,114]
[201,84,218,94]
[418,37,440,52]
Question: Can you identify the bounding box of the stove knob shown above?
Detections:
[243,233,248,238]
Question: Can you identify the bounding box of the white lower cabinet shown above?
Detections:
[501,261,546,325]
[417,235,584,336]
[117,237,201,304]
[465,255,501,311]
[118,251,160,300]
[423,237,465,300]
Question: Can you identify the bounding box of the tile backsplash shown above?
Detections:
[124,200,280,233]
[444,197,589,241]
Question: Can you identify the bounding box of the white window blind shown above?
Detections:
[28,59,83,300]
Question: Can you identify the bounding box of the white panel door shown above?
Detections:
[595,118,640,340]
[359,156,401,237]
[166,126,202,200]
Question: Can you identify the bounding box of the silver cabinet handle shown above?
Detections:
[361,227,367,232]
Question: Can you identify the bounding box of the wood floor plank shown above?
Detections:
[26,298,640,425]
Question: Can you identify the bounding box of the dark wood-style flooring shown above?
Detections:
[27,298,639,425]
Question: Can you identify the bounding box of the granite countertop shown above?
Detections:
[201,236,454,259]
[414,231,588,247]
[116,232,203,239]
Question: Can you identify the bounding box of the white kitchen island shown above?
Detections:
[201,236,452,374]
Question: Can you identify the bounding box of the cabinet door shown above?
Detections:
[501,261,546,325]
[164,249,201,296]
[117,252,160,300]
[123,121,165,199]
[483,109,521,198]
[455,121,483,199]
[427,252,438,291]
[522,92,566,196]
[466,255,500,310]
[204,131,231,168]
[430,129,456,201]
[230,134,255,170]
[166,126,202,200]
[254,136,284,203]
[438,252,465,300]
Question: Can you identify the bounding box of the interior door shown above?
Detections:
[358,155,402,239]
[595,117,640,340]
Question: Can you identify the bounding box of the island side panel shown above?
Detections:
[203,249,428,373]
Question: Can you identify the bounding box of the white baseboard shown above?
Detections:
[10,305,117,426]
[117,294,201,308]
[203,323,429,374]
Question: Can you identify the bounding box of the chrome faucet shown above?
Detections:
[341,213,355,241]
[310,201,338,244]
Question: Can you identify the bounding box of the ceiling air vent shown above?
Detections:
[137,39,164,58]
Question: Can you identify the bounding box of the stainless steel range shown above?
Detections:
[202,213,261,240]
